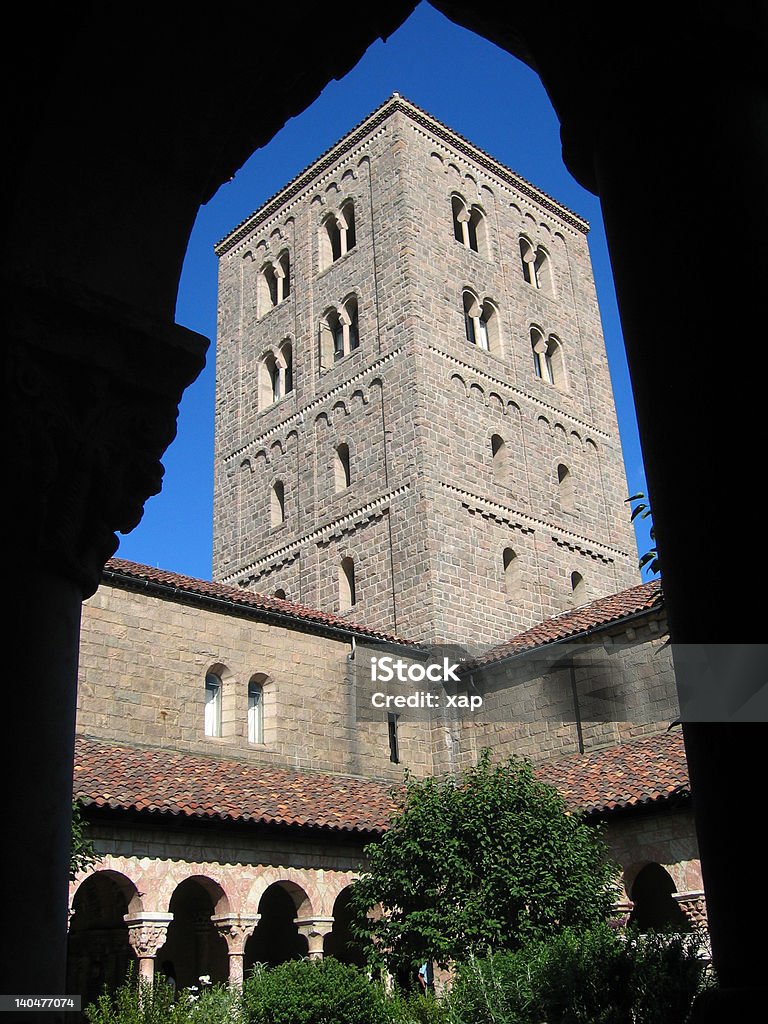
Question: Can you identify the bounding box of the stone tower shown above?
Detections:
[213,95,638,646]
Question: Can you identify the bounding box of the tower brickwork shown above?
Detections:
[213,96,638,645]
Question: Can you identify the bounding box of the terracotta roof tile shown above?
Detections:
[102,558,419,647]
[73,729,687,833]
[73,735,397,834]
[536,730,689,816]
[474,580,663,667]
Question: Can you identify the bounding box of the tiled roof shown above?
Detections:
[73,729,688,833]
[474,580,663,667]
[537,731,689,816]
[102,558,419,647]
[73,735,397,835]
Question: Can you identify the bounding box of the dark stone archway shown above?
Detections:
[3,5,766,1020]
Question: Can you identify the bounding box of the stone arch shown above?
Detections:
[628,863,689,933]
[324,885,366,965]
[244,880,314,969]
[67,871,142,1006]
[450,372,467,394]
[156,876,230,989]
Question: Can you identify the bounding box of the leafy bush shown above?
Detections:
[242,958,390,1024]
[448,924,711,1024]
[84,971,245,1024]
[388,989,450,1024]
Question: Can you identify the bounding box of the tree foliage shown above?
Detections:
[626,492,660,577]
[71,798,97,880]
[350,751,619,974]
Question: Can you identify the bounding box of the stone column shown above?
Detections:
[0,275,206,1001]
[212,915,261,986]
[294,917,335,960]
[125,913,174,983]
[609,899,634,931]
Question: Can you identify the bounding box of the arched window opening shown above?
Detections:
[320,298,360,370]
[345,296,359,353]
[467,206,486,254]
[335,443,351,491]
[503,548,520,598]
[463,291,497,352]
[271,480,285,527]
[247,678,264,744]
[520,238,553,293]
[452,195,467,243]
[277,251,290,300]
[452,196,486,255]
[491,434,507,485]
[339,557,356,612]
[520,237,536,284]
[274,588,286,600]
[204,672,222,738]
[532,329,566,388]
[558,463,574,511]
[340,200,356,253]
[263,263,278,307]
[280,341,293,395]
[534,246,553,294]
[570,571,586,606]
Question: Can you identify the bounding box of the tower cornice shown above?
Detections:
[214,94,588,258]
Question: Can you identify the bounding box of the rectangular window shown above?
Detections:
[388,712,400,764]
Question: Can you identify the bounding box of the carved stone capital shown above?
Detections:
[4,273,207,596]
[295,916,335,958]
[124,912,174,959]
[673,890,709,931]
[212,914,261,953]
[609,899,634,930]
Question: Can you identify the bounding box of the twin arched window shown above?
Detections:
[519,236,553,294]
[320,200,356,270]
[463,290,499,353]
[259,340,293,409]
[320,295,359,369]
[531,327,565,388]
[452,195,487,255]
[205,670,267,744]
[259,251,291,312]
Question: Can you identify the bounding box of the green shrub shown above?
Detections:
[84,971,180,1024]
[388,988,450,1024]
[242,958,390,1024]
[448,925,712,1024]
[84,970,244,1024]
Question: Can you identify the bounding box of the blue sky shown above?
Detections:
[115,1,652,580]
